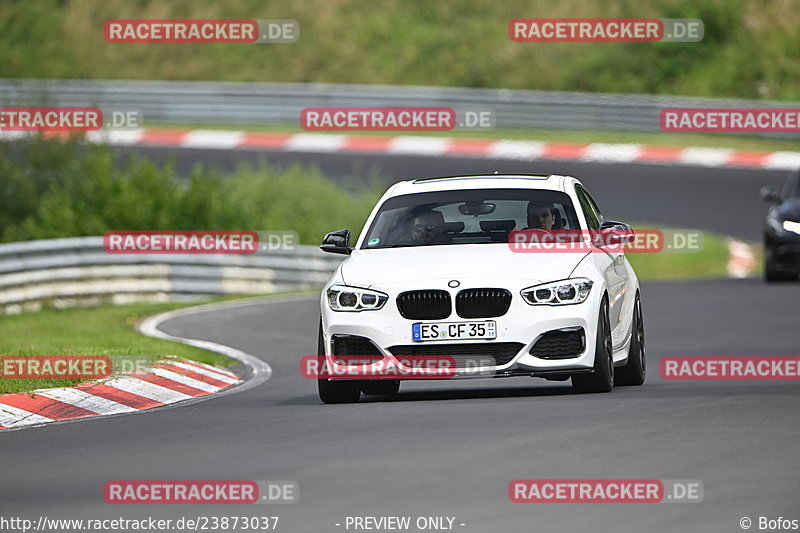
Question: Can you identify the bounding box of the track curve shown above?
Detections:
[2,279,798,532]
[3,150,799,532]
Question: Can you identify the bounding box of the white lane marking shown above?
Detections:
[764,151,800,171]
[487,140,546,160]
[582,143,642,163]
[37,388,137,414]
[138,296,278,396]
[168,361,240,384]
[387,136,450,155]
[86,129,145,145]
[286,133,347,152]
[149,367,221,393]
[181,130,245,149]
[102,376,192,403]
[679,147,733,167]
[0,404,54,427]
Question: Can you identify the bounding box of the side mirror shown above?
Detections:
[760,185,780,203]
[320,229,352,255]
[598,220,635,245]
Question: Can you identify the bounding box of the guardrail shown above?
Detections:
[1,79,798,137]
[0,237,343,314]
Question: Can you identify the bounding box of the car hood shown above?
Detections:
[340,244,588,289]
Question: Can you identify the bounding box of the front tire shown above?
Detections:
[572,298,614,393]
[616,293,645,386]
[764,240,781,282]
[317,320,361,404]
[764,236,795,282]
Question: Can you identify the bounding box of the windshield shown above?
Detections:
[360,188,580,249]
[783,172,800,199]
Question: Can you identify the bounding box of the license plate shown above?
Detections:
[412,321,496,341]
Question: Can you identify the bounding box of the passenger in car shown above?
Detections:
[525,202,558,230]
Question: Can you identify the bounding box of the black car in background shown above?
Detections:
[761,171,800,282]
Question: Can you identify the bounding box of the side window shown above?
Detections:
[575,186,601,230]
[583,187,604,223]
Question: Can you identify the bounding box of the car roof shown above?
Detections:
[384,174,577,197]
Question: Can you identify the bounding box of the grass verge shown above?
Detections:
[626,226,734,280]
[0,299,239,395]
[2,0,799,100]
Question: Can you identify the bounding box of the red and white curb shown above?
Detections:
[0,358,241,430]
[727,238,759,278]
[69,129,800,170]
[4,128,797,170]
[0,297,275,431]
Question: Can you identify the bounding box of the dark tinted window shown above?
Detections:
[575,186,602,230]
[360,188,580,249]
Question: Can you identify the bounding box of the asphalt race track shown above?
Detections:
[2,281,799,532]
[120,145,793,241]
[2,148,799,532]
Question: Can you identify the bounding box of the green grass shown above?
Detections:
[1,0,799,100]
[0,299,238,394]
[150,122,800,152]
[626,226,734,280]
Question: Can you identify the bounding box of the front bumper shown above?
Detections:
[767,242,800,274]
[319,280,603,380]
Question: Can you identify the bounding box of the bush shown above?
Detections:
[0,137,382,244]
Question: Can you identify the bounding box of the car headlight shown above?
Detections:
[327,284,388,312]
[783,220,800,236]
[521,278,593,306]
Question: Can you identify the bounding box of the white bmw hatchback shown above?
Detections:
[317,174,645,403]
